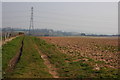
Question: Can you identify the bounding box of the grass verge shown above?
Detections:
[5,36,52,78]
[2,36,24,73]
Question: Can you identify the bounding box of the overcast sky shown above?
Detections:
[2,2,118,34]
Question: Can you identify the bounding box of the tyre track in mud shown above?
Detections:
[34,43,59,78]
[5,37,24,72]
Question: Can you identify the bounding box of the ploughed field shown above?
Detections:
[2,36,119,78]
[41,37,119,77]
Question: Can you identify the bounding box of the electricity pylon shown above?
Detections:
[29,7,34,35]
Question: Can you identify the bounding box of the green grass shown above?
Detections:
[34,38,71,77]
[34,37,119,78]
[4,36,52,78]
[2,36,24,72]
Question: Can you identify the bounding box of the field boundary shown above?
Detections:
[2,36,17,45]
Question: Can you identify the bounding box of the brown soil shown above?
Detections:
[41,37,119,69]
